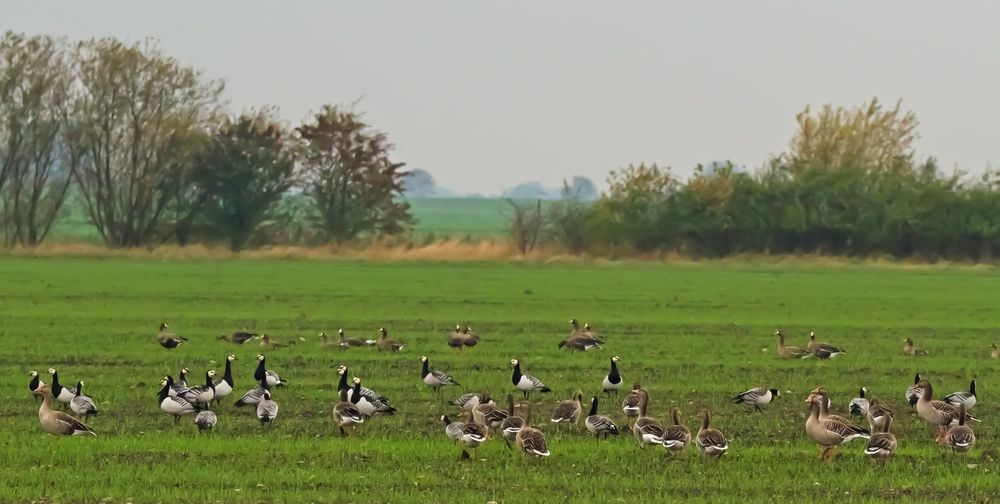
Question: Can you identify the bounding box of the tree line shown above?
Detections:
[0,33,411,250]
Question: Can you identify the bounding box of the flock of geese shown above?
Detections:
[27,321,996,463]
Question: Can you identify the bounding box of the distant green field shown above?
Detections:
[2,259,998,503]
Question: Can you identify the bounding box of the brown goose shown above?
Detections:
[621,383,643,426]
[776,330,811,359]
[447,325,480,350]
[550,391,584,427]
[515,406,550,458]
[332,329,376,349]
[557,335,603,352]
[903,337,928,356]
[695,409,728,458]
[662,408,692,454]
[944,404,976,454]
[915,379,980,441]
[157,322,187,349]
[992,343,999,359]
[631,389,664,448]
[36,387,96,436]
[217,329,256,345]
[807,331,844,359]
[333,388,365,436]
[375,327,405,352]
[442,414,488,460]
[864,411,896,463]
[499,394,526,450]
[866,399,894,434]
[804,393,869,461]
[809,388,853,424]
[471,400,509,431]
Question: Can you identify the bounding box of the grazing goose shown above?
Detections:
[695,409,729,458]
[662,408,692,454]
[499,394,526,450]
[333,329,376,349]
[36,387,96,436]
[864,412,896,462]
[471,399,509,430]
[234,382,265,407]
[550,391,584,426]
[866,400,894,433]
[375,327,405,352]
[622,383,643,426]
[603,356,623,396]
[157,322,188,349]
[584,396,619,440]
[904,373,923,407]
[28,371,44,403]
[441,414,488,460]
[254,354,285,387]
[158,376,199,423]
[420,356,460,393]
[351,377,397,416]
[194,410,218,433]
[515,408,550,458]
[632,389,665,448]
[776,330,811,359]
[333,388,365,436]
[943,380,977,410]
[557,335,604,352]
[213,355,236,402]
[848,387,870,417]
[47,368,77,406]
[452,392,492,413]
[915,379,980,441]
[944,404,976,454]
[902,337,928,356]
[180,370,217,405]
[732,387,780,412]
[70,381,99,420]
[337,366,393,411]
[217,329,256,345]
[804,393,869,462]
[992,343,999,359]
[510,359,551,399]
[256,381,279,425]
[169,368,190,398]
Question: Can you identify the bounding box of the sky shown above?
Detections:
[4,1,999,195]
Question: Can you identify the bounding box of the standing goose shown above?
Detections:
[254,354,285,387]
[157,322,188,349]
[621,383,643,426]
[944,404,976,454]
[809,388,853,424]
[584,396,619,440]
[36,387,96,436]
[569,318,583,337]
[943,380,977,410]
[866,400,894,434]
[807,331,844,359]
[992,343,999,359]
[902,337,928,356]
[169,368,190,398]
[333,388,365,436]
[499,394,526,450]
[632,389,665,448]
[515,406,550,458]
[602,356,623,396]
[47,368,77,407]
[662,408,692,454]
[471,400,509,430]
[334,329,376,349]
[194,410,218,433]
[337,366,394,412]
[217,329,256,345]
[441,414,488,460]
[452,392,491,413]
[213,355,237,402]
[350,377,397,416]
[375,327,405,352]
[70,381,99,420]
[864,412,896,463]
[28,371,44,403]
[510,359,551,399]
[915,379,980,441]
[776,330,811,359]
[180,370,217,405]
[256,381,279,425]
[848,387,870,417]
[550,391,584,426]
[804,393,869,462]
[732,387,780,412]
[904,373,923,407]
[158,376,199,423]
[420,356,460,393]
[695,409,729,458]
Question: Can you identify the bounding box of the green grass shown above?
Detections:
[1,259,998,503]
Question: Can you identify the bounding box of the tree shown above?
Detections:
[403,168,436,197]
[0,33,76,246]
[68,38,223,247]
[296,105,413,243]
[191,111,296,251]
[565,176,598,201]
[505,199,544,254]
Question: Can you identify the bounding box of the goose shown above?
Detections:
[808,388,853,424]
[471,399,509,430]
[446,325,465,349]
[217,329,256,345]
[515,407,550,458]
[499,394,526,450]
[632,389,665,448]
[336,366,393,411]
[180,370,217,405]
[866,400,894,433]
[904,373,923,407]
[254,354,285,387]
[776,330,811,359]
[584,396,619,440]
[903,337,928,356]
[351,377,397,416]
[557,335,603,352]
[157,322,188,349]
[168,368,190,398]
[602,356,623,396]
[158,376,199,423]
[333,388,365,436]
[864,411,896,462]
[333,329,376,349]
[582,323,603,340]
[569,318,583,336]
[944,404,976,454]
[420,356,459,393]
[258,334,288,351]
[550,391,584,426]
[441,414,488,460]
[375,327,405,352]
[194,410,218,432]
[36,387,96,436]
[807,331,844,359]
[662,408,691,454]
[848,387,870,417]
[234,383,265,407]
[447,325,480,350]
[213,355,236,402]
[622,383,643,426]
[452,392,492,413]
[804,393,869,461]
[992,343,999,359]
[70,381,99,420]
[47,368,77,406]
[256,381,279,425]
[695,409,729,458]
[732,387,780,412]
[943,380,977,410]
[915,379,980,441]
[510,359,551,399]
[28,370,44,403]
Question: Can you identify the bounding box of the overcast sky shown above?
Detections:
[5,1,999,195]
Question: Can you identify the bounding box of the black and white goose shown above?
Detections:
[180,370,217,405]
[452,392,491,413]
[732,387,780,412]
[420,356,459,393]
[584,396,620,440]
[351,377,397,416]
[158,376,199,423]
[510,359,551,399]
[944,380,977,410]
[904,373,923,407]
[602,356,623,396]
[47,368,77,407]
[70,381,99,420]
[213,355,236,402]
[234,382,265,407]
[333,388,365,436]
[28,370,44,403]
[168,368,190,398]
[254,354,285,387]
[849,387,870,417]
[157,322,188,349]
[441,414,488,460]
[336,366,392,408]
[256,380,279,425]
[194,410,218,432]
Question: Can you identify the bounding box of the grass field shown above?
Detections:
[2,258,998,503]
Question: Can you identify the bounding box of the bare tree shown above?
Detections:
[505,199,545,254]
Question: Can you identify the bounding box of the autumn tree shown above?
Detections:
[296,105,412,242]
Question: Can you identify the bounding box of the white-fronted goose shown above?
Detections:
[904,373,923,407]
[903,337,928,356]
[471,399,509,430]
[194,410,218,432]
[28,370,44,403]
[452,392,491,413]
[621,383,643,426]
[157,322,188,349]
[510,359,551,399]
[732,387,780,412]
[256,381,279,425]
[582,323,603,341]
[213,355,236,402]
[254,354,285,387]
[863,412,896,462]
[159,376,199,423]
[569,318,583,336]
[848,387,870,417]
[944,380,977,410]
[441,414,488,460]
[550,391,584,426]
[350,377,397,416]
[447,325,480,350]
[420,356,459,393]
[915,379,980,441]
[557,335,603,352]
[217,329,256,345]
[632,389,664,448]
[375,327,405,352]
[807,331,844,359]
[804,393,868,461]
[36,387,96,436]
[333,388,365,436]
[47,368,77,406]
[333,329,376,349]
[992,343,999,359]
[70,381,99,420]
[180,370,217,405]
[499,394,526,450]
[866,399,893,433]
[809,388,853,424]
[515,408,550,458]
[944,404,976,454]
[662,408,691,454]
[258,334,289,351]
[776,330,811,359]
[695,409,729,458]
[584,396,619,440]
[603,356,623,396]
